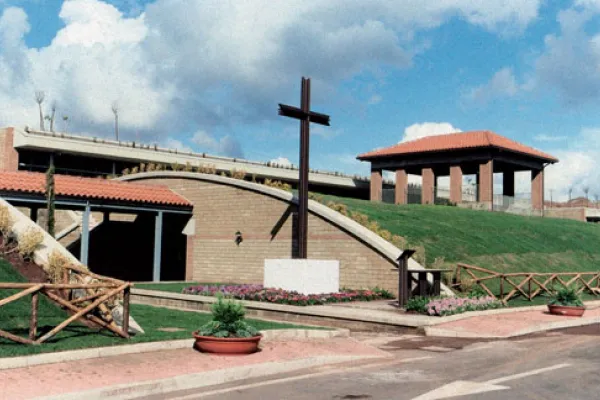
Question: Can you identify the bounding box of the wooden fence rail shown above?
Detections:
[452,263,600,303]
[0,281,132,345]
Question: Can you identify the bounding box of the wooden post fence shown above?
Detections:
[0,281,132,346]
[452,263,600,303]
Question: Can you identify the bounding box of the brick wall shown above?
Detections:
[137,177,399,293]
[545,208,586,222]
[0,127,18,172]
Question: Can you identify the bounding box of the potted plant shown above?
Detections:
[193,295,262,354]
[548,285,586,317]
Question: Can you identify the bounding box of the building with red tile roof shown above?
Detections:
[0,171,191,208]
[357,130,558,212]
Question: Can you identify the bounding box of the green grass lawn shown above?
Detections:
[135,282,234,293]
[322,195,600,274]
[320,195,600,301]
[0,259,318,358]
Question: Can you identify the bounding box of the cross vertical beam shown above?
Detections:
[279,77,330,259]
[298,78,310,259]
[153,211,163,282]
[80,202,91,265]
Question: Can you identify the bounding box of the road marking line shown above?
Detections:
[412,363,571,400]
[169,356,433,400]
[486,363,571,385]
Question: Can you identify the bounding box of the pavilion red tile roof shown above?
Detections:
[0,171,192,207]
[357,131,558,163]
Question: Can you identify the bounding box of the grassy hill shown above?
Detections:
[321,195,600,275]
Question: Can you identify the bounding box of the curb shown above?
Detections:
[424,315,600,339]
[34,354,384,400]
[132,289,432,328]
[416,300,600,327]
[0,329,347,371]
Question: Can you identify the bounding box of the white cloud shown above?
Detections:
[367,94,382,105]
[0,0,541,144]
[269,157,292,167]
[0,1,171,133]
[163,137,193,153]
[53,0,147,47]
[191,130,244,158]
[312,125,341,140]
[401,122,462,142]
[532,7,600,104]
[541,127,600,200]
[464,67,522,105]
[534,134,568,142]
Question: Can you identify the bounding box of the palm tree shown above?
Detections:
[583,186,590,207]
[568,186,574,203]
[111,102,119,141]
[35,91,45,131]
[49,102,57,132]
[62,115,69,133]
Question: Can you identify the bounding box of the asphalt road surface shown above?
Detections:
[150,324,600,400]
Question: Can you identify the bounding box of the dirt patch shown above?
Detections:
[382,336,493,352]
[157,327,186,332]
[0,236,49,283]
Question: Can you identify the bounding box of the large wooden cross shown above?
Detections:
[279,77,330,259]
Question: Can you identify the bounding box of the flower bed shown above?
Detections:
[182,284,394,306]
[406,295,503,317]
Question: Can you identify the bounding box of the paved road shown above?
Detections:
[153,325,600,400]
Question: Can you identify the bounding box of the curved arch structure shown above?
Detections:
[119,172,449,295]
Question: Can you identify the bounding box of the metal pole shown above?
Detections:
[80,202,91,265]
[153,211,163,282]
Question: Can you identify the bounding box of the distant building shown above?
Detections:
[0,127,393,199]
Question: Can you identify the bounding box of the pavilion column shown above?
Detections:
[80,202,91,265]
[478,160,493,210]
[422,168,435,205]
[30,207,39,224]
[370,167,383,202]
[449,165,463,204]
[153,211,163,282]
[531,169,544,211]
[503,170,515,197]
[395,169,408,204]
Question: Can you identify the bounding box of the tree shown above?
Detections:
[583,186,590,207]
[111,102,119,141]
[49,101,57,132]
[62,115,69,133]
[594,194,599,209]
[568,186,574,202]
[35,91,45,131]
[45,164,56,237]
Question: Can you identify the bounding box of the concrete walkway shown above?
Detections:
[1,337,389,400]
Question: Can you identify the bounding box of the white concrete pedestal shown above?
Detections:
[264,259,340,295]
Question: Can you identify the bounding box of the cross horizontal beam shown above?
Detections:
[278,104,330,126]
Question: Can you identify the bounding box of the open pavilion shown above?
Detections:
[357,131,559,211]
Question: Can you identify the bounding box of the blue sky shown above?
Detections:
[3,0,600,198]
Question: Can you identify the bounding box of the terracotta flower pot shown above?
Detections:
[547,304,586,317]
[192,332,262,355]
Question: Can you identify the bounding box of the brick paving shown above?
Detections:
[0,338,387,400]
[429,306,600,337]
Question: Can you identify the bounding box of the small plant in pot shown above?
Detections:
[193,294,262,355]
[547,285,585,317]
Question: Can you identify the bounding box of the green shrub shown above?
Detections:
[405,296,429,313]
[549,285,583,307]
[197,295,259,338]
[467,286,488,299]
